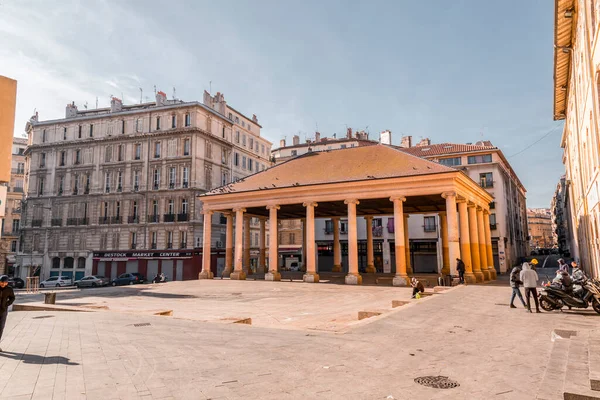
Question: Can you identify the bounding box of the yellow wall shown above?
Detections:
[0,76,17,183]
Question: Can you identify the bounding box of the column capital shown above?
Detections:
[441,191,457,199]
[302,202,318,208]
[201,210,214,216]
[467,202,477,208]
[232,207,246,213]
[483,208,490,215]
[389,196,406,203]
[221,211,233,216]
[331,216,341,221]
[456,198,468,204]
[266,205,280,210]
[365,215,374,220]
[344,199,360,205]
[476,205,483,211]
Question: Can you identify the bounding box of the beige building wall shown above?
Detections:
[0,76,17,183]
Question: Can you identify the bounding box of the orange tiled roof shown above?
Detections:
[399,142,496,157]
[205,144,455,195]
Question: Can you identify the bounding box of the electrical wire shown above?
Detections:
[506,125,563,158]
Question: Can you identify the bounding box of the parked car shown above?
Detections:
[7,277,24,289]
[39,276,73,288]
[75,275,109,288]
[111,273,146,286]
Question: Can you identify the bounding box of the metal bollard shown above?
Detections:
[44,293,56,305]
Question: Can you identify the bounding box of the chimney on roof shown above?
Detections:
[66,102,78,118]
[280,139,286,147]
[293,135,300,146]
[416,138,431,147]
[400,136,413,148]
[315,131,320,142]
[155,91,167,107]
[380,130,392,145]
[347,127,353,139]
[252,114,258,124]
[110,97,123,112]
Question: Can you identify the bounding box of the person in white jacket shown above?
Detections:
[520,262,540,313]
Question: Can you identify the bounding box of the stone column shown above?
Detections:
[345,199,362,284]
[244,217,252,275]
[457,200,476,283]
[258,218,266,273]
[442,192,460,276]
[484,209,496,280]
[303,202,319,283]
[332,217,342,272]
[230,208,247,280]
[439,212,450,275]
[265,205,281,281]
[468,203,483,282]
[199,211,214,279]
[390,196,408,286]
[301,218,307,272]
[365,216,375,273]
[477,206,490,281]
[403,215,412,275]
[222,212,234,278]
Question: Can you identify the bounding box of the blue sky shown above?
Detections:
[1,0,561,207]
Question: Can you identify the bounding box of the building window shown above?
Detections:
[467,154,492,164]
[439,157,461,167]
[325,220,334,234]
[181,198,188,214]
[171,115,176,128]
[63,127,67,140]
[89,124,94,137]
[489,201,495,209]
[205,141,212,159]
[132,201,138,218]
[135,143,141,160]
[12,219,20,233]
[42,129,46,143]
[154,142,161,158]
[136,118,143,132]
[117,171,123,191]
[40,153,46,168]
[242,156,247,169]
[105,172,111,193]
[169,167,176,188]
[133,170,140,190]
[181,231,187,248]
[38,177,44,195]
[221,171,228,186]
[489,213,497,230]
[183,139,190,156]
[116,201,121,218]
[121,120,125,134]
[78,125,82,138]
[234,152,239,167]
[235,131,240,143]
[60,151,66,166]
[479,172,493,188]
[291,150,297,156]
[75,149,81,164]
[58,176,64,195]
[235,116,239,123]
[167,232,173,249]
[340,144,347,149]
[249,138,254,150]
[151,232,157,249]
[261,144,265,155]
[10,241,17,252]
[242,135,246,146]
[248,159,254,172]
[105,146,112,162]
[182,167,189,188]
[167,199,175,214]
[153,169,160,189]
[156,116,161,130]
[423,216,437,232]
[131,232,137,249]
[185,113,191,127]
[118,145,124,161]
[152,200,158,216]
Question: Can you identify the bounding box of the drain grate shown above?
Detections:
[133,323,151,327]
[32,315,55,319]
[414,376,459,389]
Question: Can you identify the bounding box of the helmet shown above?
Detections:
[531,259,539,265]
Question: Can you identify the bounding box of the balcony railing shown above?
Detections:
[133,185,139,192]
[180,242,186,249]
[84,186,90,194]
[148,214,159,223]
[169,183,175,189]
[12,187,23,193]
[67,218,78,226]
[105,187,110,193]
[110,216,122,224]
[131,243,137,249]
[164,213,176,222]
[372,226,383,237]
[166,242,173,249]
[127,215,139,224]
[51,218,62,227]
[182,182,189,188]
[151,243,157,249]
[153,184,159,190]
[12,168,25,174]
[79,218,88,226]
[32,219,42,227]
[177,213,189,222]
[99,217,110,225]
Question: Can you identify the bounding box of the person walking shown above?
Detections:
[520,262,540,313]
[411,277,425,299]
[557,258,569,273]
[0,275,16,351]
[509,265,526,308]
[456,258,465,284]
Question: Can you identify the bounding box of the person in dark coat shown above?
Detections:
[0,275,16,351]
[456,258,466,284]
[509,266,526,308]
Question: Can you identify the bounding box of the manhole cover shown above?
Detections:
[32,315,54,319]
[414,376,459,389]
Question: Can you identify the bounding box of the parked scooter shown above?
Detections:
[539,278,600,314]
[152,273,168,284]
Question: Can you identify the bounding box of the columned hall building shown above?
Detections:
[198,145,495,284]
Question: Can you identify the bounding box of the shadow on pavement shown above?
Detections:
[0,352,79,365]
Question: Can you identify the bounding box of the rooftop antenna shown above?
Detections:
[83,101,88,110]
[172,87,176,100]
[139,88,143,104]
[153,85,156,96]
[209,81,212,94]
[95,96,98,109]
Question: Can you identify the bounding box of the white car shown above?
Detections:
[40,276,73,288]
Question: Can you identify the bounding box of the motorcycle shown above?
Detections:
[152,274,168,284]
[539,278,600,314]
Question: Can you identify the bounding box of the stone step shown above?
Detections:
[536,335,571,400]
[563,331,600,400]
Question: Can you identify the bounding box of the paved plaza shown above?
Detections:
[0,279,599,399]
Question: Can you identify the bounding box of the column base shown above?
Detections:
[265,272,281,281]
[221,268,232,278]
[393,275,410,287]
[230,271,247,280]
[489,269,497,280]
[303,272,319,283]
[365,265,375,273]
[482,269,491,281]
[474,271,484,282]
[441,267,450,276]
[331,264,342,273]
[198,270,214,279]
[464,272,477,284]
[345,273,362,285]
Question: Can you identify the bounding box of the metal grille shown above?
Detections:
[414,376,459,389]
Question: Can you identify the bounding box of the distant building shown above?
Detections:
[18,90,271,281]
[527,208,555,249]
[551,176,576,257]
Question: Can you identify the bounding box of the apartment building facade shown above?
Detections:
[553,0,600,277]
[552,176,577,257]
[17,90,271,281]
[527,208,556,249]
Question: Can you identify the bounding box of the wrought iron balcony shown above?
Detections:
[99,217,110,225]
[180,242,186,249]
[372,226,383,237]
[131,243,137,249]
[51,218,62,227]
[127,215,140,223]
[32,219,42,227]
[84,186,90,194]
[147,214,159,223]
[166,242,173,249]
[151,242,157,249]
[182,182,189,188]
[110,216,122,224]
[177,213,189,222]
[164,213,176,222]
[67,218,78,226]
[79,218,88,226]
